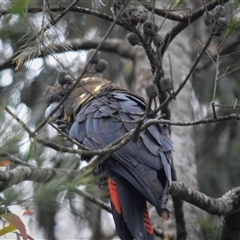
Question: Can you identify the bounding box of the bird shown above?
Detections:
[44,74,173,240]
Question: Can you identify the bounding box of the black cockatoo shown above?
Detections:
[44,75,172,240]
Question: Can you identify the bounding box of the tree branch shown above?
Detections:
[0,6,131,31]
[1,100,240,162]
[172,182,240,238]
[0,165,240,218]
[145,114,240,126]
[146,7,186,23]
[0,38,135,71]
[170,182,240,215]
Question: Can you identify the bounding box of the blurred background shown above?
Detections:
[0,0,240,239]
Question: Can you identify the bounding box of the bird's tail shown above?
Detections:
[108,172,155,240]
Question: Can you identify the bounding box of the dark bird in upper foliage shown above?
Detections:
[44,76,173,240]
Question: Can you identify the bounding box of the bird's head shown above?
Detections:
[44,73,111,125]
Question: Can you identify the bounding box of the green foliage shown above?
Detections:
[225,1,240,37]
[200,216,221,240]
[8,0,30,15]
[0,119,24,156]
[226,18,240,37]
[22,141,36,162]
[173,0,185,9]
[2,185,26,208]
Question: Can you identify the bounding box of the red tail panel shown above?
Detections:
[108,177,121,214]
[144,208,154,234]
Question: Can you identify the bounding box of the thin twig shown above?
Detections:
[45,0,54,22]
[215,104,240,108]
[147,6,185,22]
[154,33,214,114]
[162,0,230,55]
[40,0,47,46]
[176,34,213,96]
[1,6,131,31]
[211,50,220,118]
[48,122,91,151]
[72,187,111,213]
[216,65,240,81]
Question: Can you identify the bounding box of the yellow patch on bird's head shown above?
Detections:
[93,85,102,94]
[80,77,91,83]
[76,77,110,103]
[64,77,112,121]
[79,93,88,105]
[64,112,72,124]
[79,77,110,91]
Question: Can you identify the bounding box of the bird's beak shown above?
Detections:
[44,102,63,120]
